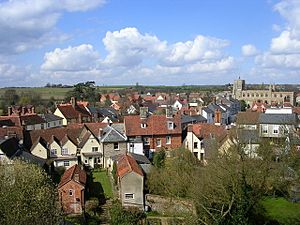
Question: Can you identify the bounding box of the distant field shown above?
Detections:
[0,87,72,100]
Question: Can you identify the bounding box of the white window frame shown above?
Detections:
[62,148,68,155]
[262,125,268,134]
[156,139,161,147]
[124,193,134,199]
[114,143,119,151]
[141,123,147,128]
[63,160,70,167]
[194,142,198,149]
[273,125,280,134]
[167,121,174,130]
[92,147,98,152]
[69,189,73,196]
[50,149,57,155]
[144,137,150,145]
[166,136,171,144]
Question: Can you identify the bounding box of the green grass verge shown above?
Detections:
[92,170,113,199]
[261,197,300,225]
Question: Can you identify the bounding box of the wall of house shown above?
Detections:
[127,142,143,155]
[31,143,48,159]
[46,120,63,129]
[144,134,182,151]
[55,159,77,168]
[54,109,68,126]
[120,172,144,209]
[183,131,205,160]
[260,124,293,138]
[62,140,77,155]
[59,180,85,214]
[80,135,102,168]
[25,123,46,131]
[103,142,127,168]
[49,141,61,157]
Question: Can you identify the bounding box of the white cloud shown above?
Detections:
[40,27,235,85]
[270,30,300,53]
[41,44,100,71]
[102,27,167,67]
[0,0,105,55]
[241,44,259,56]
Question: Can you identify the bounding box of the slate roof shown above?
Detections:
[236,112,260,125]
[58,164,87,188]
[40,113,63,122]
[101,125,127,143]
[129,153,151,164]
[0,137,20,158]
[202,107,214,114]
[124,113,181,136]
[237,130,260,144]
[13,150,46,167]
[207,103,225,113]
[117,154,144,178]
[190,115,207,123]
[20,114,46,125]
[181,115,197,124]
[259,113,298,125]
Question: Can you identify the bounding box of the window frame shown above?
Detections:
[166,136,171,145]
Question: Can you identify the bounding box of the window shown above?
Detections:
[144,137,150,145]
[69,189,73,196]
[129,143,134,150]
[141,123,147,128]
[166,136,171,144]
[200,153,204,161]
[156,139,161,147]
[97,157,101,163]
[47,123,50,128]
[63,161,70,167]
[273,125,279,134]
[114,143,119,150]
[54,122,56,126]
[92,147,98,152]
[62,148,68,155]
[84,159,88,164]
[50,149,57,155]
[167,121,174,130]
[262,125,268,134]
[194,142,198,149]
[273,129,279,134]
[125,193,134,199]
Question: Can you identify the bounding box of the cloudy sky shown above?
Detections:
[0,0,300,87]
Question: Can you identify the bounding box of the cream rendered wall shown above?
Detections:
[31,143,48,159]
[62,140,77,155]
[80,135,102,168]
[54,108,68,126]
[49,141,61,156]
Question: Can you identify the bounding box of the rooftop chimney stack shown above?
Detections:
[8,107,12,116]
[21,107,25,115]
[140,107,148,118]
[166,106,173,118]
[71,97,77,108]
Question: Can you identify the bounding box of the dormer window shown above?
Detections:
[167,121,174,130]
[141,123,147,128]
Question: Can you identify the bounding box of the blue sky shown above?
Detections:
[0,0,300,87]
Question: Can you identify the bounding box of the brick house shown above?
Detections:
[58,164,87,214]
[124,107,182,155]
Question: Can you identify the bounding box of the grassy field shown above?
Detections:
[0,87,72,100]
[261,197,300,224]
[92,170,113,199]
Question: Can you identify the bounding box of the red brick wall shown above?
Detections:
[148,134,182,151]
[59,180,85,214]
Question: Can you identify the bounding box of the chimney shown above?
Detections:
[212,97,216,104]
[166,107,173,118]
[71,97,77,108]
[214,109,221,125]
[99,128,103,138]
[31,107,35,114]
[8,107,12,116]
[78,113,82,123]
[74,173,79,182]
[21,107,26,115]
[140,107,148,118]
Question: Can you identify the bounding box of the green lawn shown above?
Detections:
[92,170,113,199]
[261,197,300,224]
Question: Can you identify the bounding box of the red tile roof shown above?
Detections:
[0,126,23,140]
[117,154,143,178]
[124,113,181,136]
[58,164,86,188]
[84,122,108,137]
[57,104,91,120]
[191,123,227,140]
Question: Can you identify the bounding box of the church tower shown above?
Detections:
[232,77,245,99]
